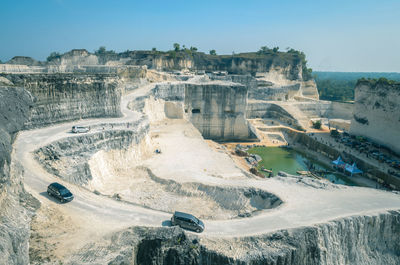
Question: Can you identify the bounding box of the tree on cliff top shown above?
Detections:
[173,43,180,52]
[258,46,279,54]
[46,52,61,62]
[95,46,116,55]
[96,46,106,54]
[258,46,270,54]
[209,50,217,55]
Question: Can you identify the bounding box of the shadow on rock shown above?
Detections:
[39,191,65,204]
[162,220,173,227]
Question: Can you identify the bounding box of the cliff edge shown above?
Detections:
[0,80,40,265]
[350,78,400,155]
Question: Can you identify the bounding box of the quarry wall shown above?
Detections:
[0,63,147,76]
[300,79,319,100]
[111,52,305,80]
[210,73,320,101]
[0,85,39,265]
[0,73,122,128]
[35,118,149,186]
[247,101,303,129]
[250,84,300,101]
[184,83,257,141]
[350,80,400,155]
[209,74,257,90]
[325,101,353,120]
[152,82,258,141]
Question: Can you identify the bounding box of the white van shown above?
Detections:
[71,126,90,133]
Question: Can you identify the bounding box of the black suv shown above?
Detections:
[47,182,74,203]
[171,211,205,233]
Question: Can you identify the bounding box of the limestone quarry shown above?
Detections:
[0,49,400,265]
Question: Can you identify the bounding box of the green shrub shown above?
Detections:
[312,120,322,129]
[330,129,340,138]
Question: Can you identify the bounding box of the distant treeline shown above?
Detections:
[313,72,400,102]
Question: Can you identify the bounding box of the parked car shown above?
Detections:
[47,182,74,203]
[71,126,90,133]
[171,211,204,233]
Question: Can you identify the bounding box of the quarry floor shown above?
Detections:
[13,83,400,260]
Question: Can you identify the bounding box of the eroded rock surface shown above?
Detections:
[0,85,40,265]
[1,73,122,128]
[350,79,400,154]
[35,118,149,185]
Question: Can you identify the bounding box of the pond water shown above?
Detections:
[248,146,359,186]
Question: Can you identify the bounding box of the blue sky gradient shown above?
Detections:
[1,0,399,71]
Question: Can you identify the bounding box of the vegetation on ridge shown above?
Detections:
[46,52,61,62]
[45,44,313,80]
[314,72,400,102]
[357,77,400,87]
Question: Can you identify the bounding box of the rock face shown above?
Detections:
[1,73,122,128]
[300,79,319,100]
[6,56,42,66]
[209,72,319,101]
[247,102,303,129]
[92,51,309,80]
[350,79,400,154]
[35,118,149,185]
[59,49,99,66]
[153,82,258,141]
[250,83,301,101]
[184,83,257,141]
[0,85,39,265]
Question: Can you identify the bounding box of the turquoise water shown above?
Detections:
[248,146,358,186]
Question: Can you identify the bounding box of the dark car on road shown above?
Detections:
[47,182,74,203]
[171,211,204,233]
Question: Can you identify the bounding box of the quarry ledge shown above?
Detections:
[60,209,400,265]
[199,209,400,264]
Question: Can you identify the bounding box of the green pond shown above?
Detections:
[248,146,358,186]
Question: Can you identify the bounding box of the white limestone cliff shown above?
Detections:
[350,80,400,154]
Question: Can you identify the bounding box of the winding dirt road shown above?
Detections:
[14,82,400,243]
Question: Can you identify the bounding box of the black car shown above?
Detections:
[47,182,74,203]
[171,211,205,233]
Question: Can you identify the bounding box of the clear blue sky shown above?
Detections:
[1,0,399,72]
